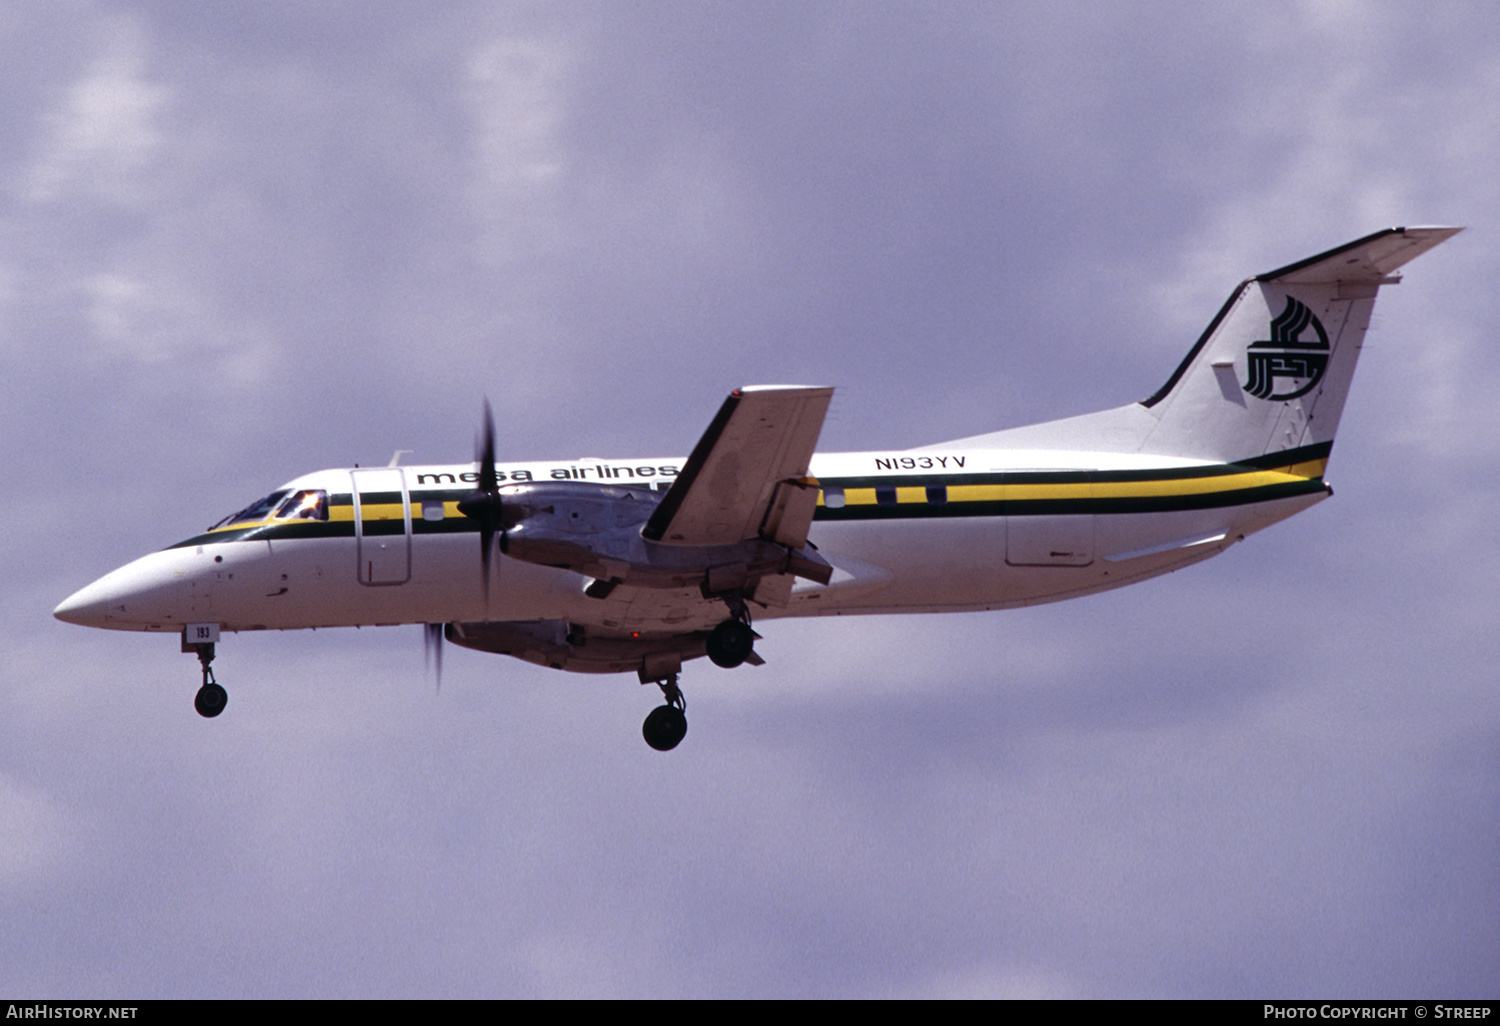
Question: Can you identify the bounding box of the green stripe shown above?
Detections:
[166,449,1332,549]
[814,477,1328,521]
[829,441,1332,490]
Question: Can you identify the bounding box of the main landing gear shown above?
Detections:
[640,597,762,751]
[642,675,687,751]
[705,595,758,669]
[707,620,755,668]
[191,644,227,718]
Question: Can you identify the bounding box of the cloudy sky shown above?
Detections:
[4,0,1497,998]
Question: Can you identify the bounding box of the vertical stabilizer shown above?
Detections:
[1136,226,1462,463]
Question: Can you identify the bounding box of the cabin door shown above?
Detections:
[352,468,412,585]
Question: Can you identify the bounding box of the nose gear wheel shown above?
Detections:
[190,642,227,719]
[195,680,227,717]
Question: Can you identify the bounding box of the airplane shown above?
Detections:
[54,226,1461,750]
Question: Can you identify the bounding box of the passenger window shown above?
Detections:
[421,499,445,522]
[926,484,947,505]
[876,485,897,506]
[823,486,846,509]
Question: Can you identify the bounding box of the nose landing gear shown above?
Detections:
[183,625,227,718]
[191,645,227,718]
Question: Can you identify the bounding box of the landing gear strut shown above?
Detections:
[642,674,687,751]
[190,642,227,718]
[706,594,757,669]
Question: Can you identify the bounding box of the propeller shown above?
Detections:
[423,622,445,691]
[425,401,505,694]
[456,399,516,598]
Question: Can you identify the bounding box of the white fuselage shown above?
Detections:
[54,444,1328,637]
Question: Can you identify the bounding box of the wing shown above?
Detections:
[642,385,834,548]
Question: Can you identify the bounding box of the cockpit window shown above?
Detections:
[209,490,291,531]
[274,489,329,521]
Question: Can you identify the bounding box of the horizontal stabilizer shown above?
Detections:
[1259,226,1463,284]
[944,226,1462,465]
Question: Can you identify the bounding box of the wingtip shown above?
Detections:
[735,384,836,395]
[1397,225,1465,239]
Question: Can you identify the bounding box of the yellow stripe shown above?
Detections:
[946,484,1007,503]
[209,499,465,531]
[207,518,275,534]
[362,501,465,520]
[358,502,407,521]
[819,462,1326,507]
[1287,458,1329,478]
[1092,468,1308,500]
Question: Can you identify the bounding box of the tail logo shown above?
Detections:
[1243,297,1329,401]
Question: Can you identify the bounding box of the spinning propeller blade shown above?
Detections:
[423,622,445,692]
[456,399,510,598]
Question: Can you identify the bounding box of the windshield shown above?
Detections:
[273,490,328,521]
[208,490,291,531]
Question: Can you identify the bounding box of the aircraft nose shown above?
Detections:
[53,549,200,630]
[53,579,112,628]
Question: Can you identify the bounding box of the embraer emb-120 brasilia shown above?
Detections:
[56,227,1461,750]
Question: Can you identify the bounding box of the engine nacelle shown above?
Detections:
[446,619,706,677]
[494,481,833,593]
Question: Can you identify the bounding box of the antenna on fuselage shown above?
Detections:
[388,450,411,467]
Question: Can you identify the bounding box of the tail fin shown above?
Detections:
[950,227,1461,465]
[1137,226,1462,463]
